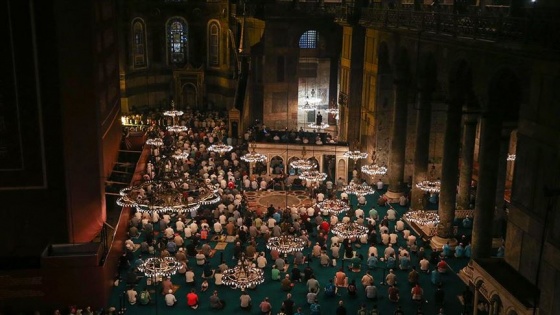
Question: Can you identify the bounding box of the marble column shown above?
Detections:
[387,79,409,197]
[435,99,463,241]
[411,90,433,210]
[471,113,503,259]
[492,125,513,239]
[457,115,478,210]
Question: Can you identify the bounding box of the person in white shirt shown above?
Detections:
[267,217,276,228]
[164,289,177,306]
[190,222,199,234]
[358,195,366,206]
[219,214,227,225]
[407,234,417,247]
[257,253,267,268]
[164,227,175,239]
[381,232,390,245]
[330,215,339,226]
[355,208,364,219]
[368,245,378,257]
[307,207,315,217]
[419,257,430,272]
[395,219,405,232]
[376,179,383,190]
[184,226,192,238]
[214,221,223,234]
[317,193,325,202]
[214,270,223,285]
[403,229,411,239]
[185,269,195,285]
[176,218,185,232]
[127,287,138,305]
[387,208,397,221]
[389,232,398,245]
[384,244,395,260]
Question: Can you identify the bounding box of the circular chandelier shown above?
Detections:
[222,254,265,290]
[290,158,315,170]
[308,122,329,129]
[208,143,233,155]
[331,222,369,240]
[343,150,368,161]
[344,182,375,196]
[163,101,183,117]
[290,147,315,170]
[241,143,266,163]
[116,179,219,213]
[137,257,180,278]
[507,154,516,161]
[361,164,388,176]
[403,210,440,226]
[167,125,188,133]
[325,107,339,115]
[316,199,350,215]
[299,169,327,182]
[146,138,164,147]
[415,180,441,193]
[172,151,190,160]
[266,235,306,254]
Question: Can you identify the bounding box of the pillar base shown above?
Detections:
[385,190,403,203]
[458,260,474,285]
[430,235,458,251]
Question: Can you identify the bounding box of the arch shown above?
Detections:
[299,30,319,49]
[506,308,518,315]
[166,16,188,65]
[337,159,347,183]
[180,82,197,109]
[207,20,221,67]
[287,156,302,176]
[270,156,285,175]
[131,18,147,68]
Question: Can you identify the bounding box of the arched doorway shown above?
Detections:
[270,156,284,175]
[181,83,197,109]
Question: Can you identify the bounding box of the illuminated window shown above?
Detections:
[167,17,188,64]
[132,18,147,68]
[208,21,220,67]
[299,30,318,49]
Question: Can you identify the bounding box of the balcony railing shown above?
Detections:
[335,5,560,51]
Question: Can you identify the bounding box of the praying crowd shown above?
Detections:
[53,109,475,315]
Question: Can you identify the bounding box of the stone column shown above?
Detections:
[493,125,514,241]
[411,89,432,210]
[472,287,480,315]
[471,113,503,259]
[457,115,478,210]
[434,99,463,243]
[387,79,409,197]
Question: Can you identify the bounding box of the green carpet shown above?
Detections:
[109,189,470,314]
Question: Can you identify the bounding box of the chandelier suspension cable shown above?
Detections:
[416,127,440,193]
[362,123,387,176]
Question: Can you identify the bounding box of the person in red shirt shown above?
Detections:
[437,259,448,273]
[187,289,199,309]
[320,221,330,234]
[259,297,272,314]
